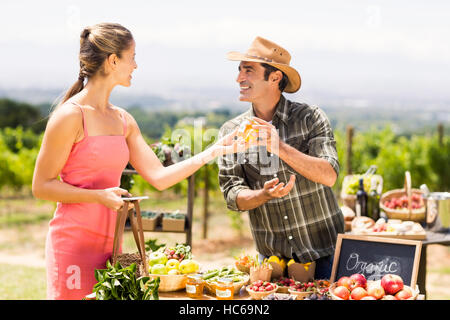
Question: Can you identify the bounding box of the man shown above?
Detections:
[218,36,344,280]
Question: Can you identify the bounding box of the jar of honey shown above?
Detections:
[215,277,234,300]
[186,274,204,298]
[237,118,259,142]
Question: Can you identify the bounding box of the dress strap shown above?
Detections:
[70,101,88,137]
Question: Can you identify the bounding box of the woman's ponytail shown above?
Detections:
[52,23,133,113]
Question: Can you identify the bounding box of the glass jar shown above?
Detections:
[237,118,258,142]
[186,274,204,298]
[215,277,234,300]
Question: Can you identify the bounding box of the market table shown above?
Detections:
[417,227,450,297]
[343,225,450,299]
[159,287,251,300]
[158,288,425,300]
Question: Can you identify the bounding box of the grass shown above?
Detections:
[0,263,46,299]
[0,212,53,228]
[1,193,449,300]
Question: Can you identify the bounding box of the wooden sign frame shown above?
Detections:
[330,234,422,288]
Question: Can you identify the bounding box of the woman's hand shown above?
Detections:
[213,127,249,156]
[97,187,131,211]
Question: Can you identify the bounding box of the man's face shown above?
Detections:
[236,61,272,102]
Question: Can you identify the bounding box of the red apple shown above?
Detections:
[350,287,368,300]
[333,286,350,300]
[361,296,376,300]
[381,274,404,295]
[337,276,352,290]
[350,273,367,290]
[395,287,413,300]
[367,282,385,300]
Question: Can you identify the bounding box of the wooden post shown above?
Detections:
[202,167,209,239]
[346,125,354,175]
[186,174,195,247]
[438,123,444,147]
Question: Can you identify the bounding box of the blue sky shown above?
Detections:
[1,0,449,105]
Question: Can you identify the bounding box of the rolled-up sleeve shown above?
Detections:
[307,106,340,176]
[217,124,250,212]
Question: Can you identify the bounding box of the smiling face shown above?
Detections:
[236,61,282,104]
[114,40,137,87]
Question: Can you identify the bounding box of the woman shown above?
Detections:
[32,23,245,300]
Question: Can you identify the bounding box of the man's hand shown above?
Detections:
[262,175,296,200]
[250,117,281,155]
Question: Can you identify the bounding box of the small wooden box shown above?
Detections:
[140,212,162,231]
[162,213,186,232]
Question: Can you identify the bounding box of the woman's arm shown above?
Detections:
[32,104,129,210]
[125,111,242,191]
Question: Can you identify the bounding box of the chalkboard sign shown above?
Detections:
[330,234,422,288]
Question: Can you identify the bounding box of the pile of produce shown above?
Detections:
[331,273,415,300]
[92,261,160,300]
[351,217,425,236]
[383,194,424,210]
[163,243,192,261]
[201,266,248,283]
[148,244,199,275]
[163,211,186,220]
[273,277,331,300]
[275,277,296,288]
[342,174,378,195]
[234,253,256,273]
[247,280,277,292]
[141,211,160,219]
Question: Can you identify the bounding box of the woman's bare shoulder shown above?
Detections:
[111,105,139,129]
[47,101,83,132]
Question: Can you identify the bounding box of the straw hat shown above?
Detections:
[227,36,301,93]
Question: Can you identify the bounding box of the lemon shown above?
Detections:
[267,256,280,264]
[287,259,296,267]
[302,262,312,271]
[279,258,287,271]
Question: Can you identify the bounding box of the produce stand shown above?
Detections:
[158,287,251,300]
[417,228,450,297]
[345,227,450,298]
[122,168,194,246]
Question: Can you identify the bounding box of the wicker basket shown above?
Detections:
[380,171,426,222]
[287,288,313,300]
[246,284,278,300]
[341,174,383,212]
[115,252,148,278]
[148,274,188,292]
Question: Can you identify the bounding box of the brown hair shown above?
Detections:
[261,63,289,92]
[56,23,134,108]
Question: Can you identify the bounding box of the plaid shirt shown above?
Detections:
[218,95,344,263]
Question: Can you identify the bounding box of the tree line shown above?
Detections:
[0,97,448,196]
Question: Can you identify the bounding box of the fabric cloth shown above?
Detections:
[218,95,344,263]
[45,102,129,299]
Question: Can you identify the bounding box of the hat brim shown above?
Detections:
[227,51,301,93]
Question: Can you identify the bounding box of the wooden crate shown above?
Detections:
[162,214,186,232]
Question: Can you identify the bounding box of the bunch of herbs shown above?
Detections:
[92,260,160,300]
